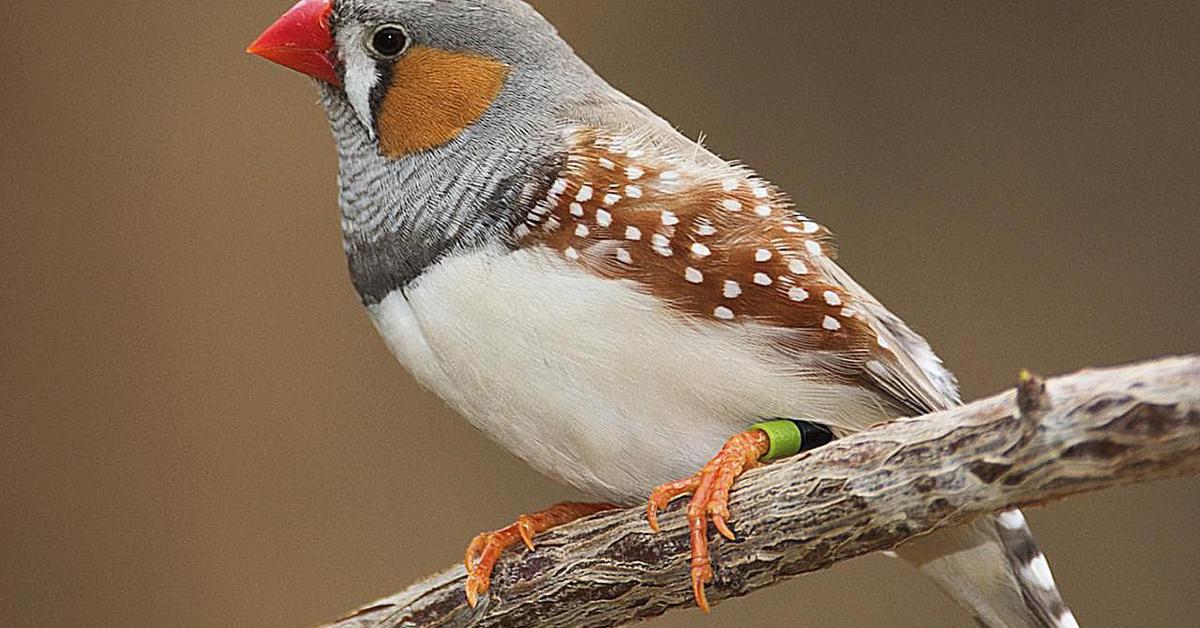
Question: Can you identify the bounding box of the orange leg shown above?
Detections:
[463,501,617,607]
[645,430,770,613]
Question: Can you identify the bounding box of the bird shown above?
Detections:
[248,1,1077,625]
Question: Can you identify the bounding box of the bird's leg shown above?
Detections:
[645,429,771,613]
[646,419,834,613]
[463,501,618,607]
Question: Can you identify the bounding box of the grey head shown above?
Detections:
[319,0,641,303]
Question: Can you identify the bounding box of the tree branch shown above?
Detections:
[328,356,1200,628]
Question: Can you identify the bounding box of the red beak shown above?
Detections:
[247,0,341,87]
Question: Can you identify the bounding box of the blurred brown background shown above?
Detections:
[2,1,1198,626]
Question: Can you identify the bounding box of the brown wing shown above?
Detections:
[512,128,959,420]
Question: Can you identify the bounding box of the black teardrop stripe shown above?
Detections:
[367,59,395,128]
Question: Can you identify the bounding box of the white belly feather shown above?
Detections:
[368,245,887,503]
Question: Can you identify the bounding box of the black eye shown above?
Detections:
[368,25,409,58]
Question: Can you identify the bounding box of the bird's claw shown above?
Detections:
[643,430,770,613]
[461,502,618,607]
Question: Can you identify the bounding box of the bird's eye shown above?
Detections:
[368,25,409,59]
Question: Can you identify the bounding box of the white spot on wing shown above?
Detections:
[625,226,642,241]
[714,306,735,320]
[691,242,712,258]
[723,281,742,299]
[661,211,679,226]
[822,315,842,331]
[616,248,632,264]
[575,224,590,237]
[823,290,842,306]
[595,209,613,227]
[576,185,594,202]
[753,273,772,286]
[685,267,704,283]
[788,287,809,302]
[755,249,772,262]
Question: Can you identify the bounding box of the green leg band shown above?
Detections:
[750,420,804,461]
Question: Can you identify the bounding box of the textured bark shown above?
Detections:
[328,356,1200,628]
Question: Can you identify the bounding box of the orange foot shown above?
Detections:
[646,430,770,613]
[463,501,617,607]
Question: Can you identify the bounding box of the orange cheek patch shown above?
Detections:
[375,46,510,158]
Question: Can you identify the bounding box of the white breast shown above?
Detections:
[368,245,887,503]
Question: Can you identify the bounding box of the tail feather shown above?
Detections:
[895,510,1077,627]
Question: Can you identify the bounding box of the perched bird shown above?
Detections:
[249,1,1076,624]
